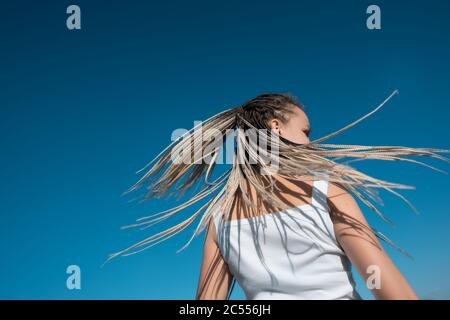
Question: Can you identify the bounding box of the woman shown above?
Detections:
[106,91,449,300]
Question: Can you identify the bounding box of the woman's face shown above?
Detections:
[269,105,311,144]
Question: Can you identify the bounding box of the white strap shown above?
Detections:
[311,177,329,210]
[212,209,222,234]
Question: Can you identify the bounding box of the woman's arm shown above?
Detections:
[327,182,418,300]
[196,218,233,300]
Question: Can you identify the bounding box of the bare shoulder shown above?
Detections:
[326,181,380,253]
[206,214,219,246]
[326,181,367,224]
[327,181,355,206]
[197,213,233,300]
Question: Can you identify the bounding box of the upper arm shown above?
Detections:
[327,182,418,300]
[196,217,233,300]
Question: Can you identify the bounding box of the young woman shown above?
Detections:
[106,91,449,300]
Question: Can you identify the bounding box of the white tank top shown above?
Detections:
[212,176,362,300]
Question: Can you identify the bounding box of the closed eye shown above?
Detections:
[303,129,311,137]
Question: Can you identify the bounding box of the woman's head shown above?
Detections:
[237,93,311,144]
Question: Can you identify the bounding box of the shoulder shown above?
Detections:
[327,181,353,203]
[207,213,219,245]
[326,181,366,223]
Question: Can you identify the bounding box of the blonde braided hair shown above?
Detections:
[104,90,449,265]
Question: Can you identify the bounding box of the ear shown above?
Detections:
[269,118,281,134]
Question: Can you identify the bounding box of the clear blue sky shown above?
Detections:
[1,0,449,299]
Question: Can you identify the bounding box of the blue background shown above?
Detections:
[1,0,449,299]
